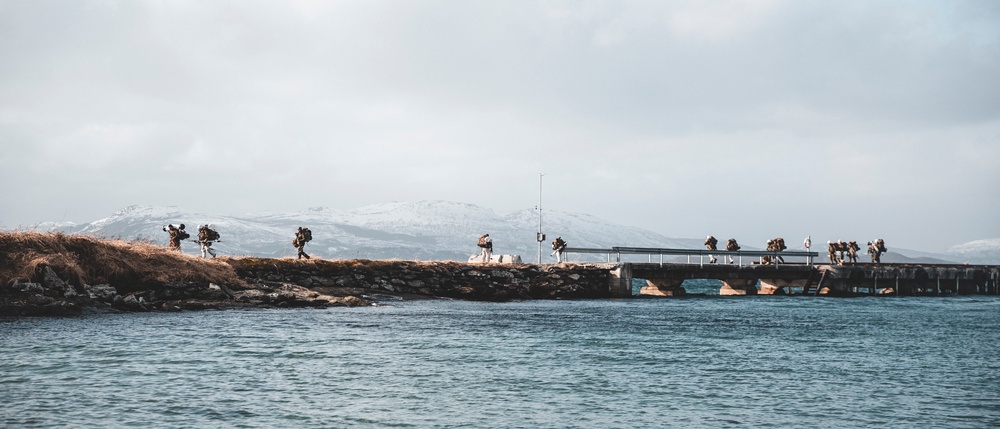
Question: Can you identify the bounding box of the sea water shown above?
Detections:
[2,280,999,428]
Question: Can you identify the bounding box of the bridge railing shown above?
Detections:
[563,246,819,268]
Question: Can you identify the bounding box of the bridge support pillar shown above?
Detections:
[609,263,633,298]
[639,279,686,297]
[720,279,758,296]
[817,279,852,296]
[759,279,807,295]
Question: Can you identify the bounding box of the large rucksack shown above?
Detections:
[478,235,489,248]
[876,239,887,252]
[727,239,740,251]
[176,229,190,241]
[200,227,220,242]
[293,228,312,247]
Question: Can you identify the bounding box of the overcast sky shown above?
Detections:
[1,0,998,252]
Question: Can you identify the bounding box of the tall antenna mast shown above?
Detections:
[537,172,546,264]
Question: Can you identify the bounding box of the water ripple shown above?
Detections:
[3,297,1000,427]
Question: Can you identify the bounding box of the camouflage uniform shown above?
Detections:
[764,240,775,264]
[772,237,786,263]
[295,227,310,260]
[828,241,840,264]
[846,241,859,263]
[165,224,182,251]
[552,237,567,263]
[868,239,886,264]
[198,225,218,258]
[704,236,718,264]
[478,234,492,263]
[725,239,740,264]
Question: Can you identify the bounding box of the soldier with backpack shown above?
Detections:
[704,235,719,264]
[829,241,842,264]
[293,227,312,260]
[725,238,740,264]
[197,224,220,258]
[477,233,492,264]
[846,241,860,264]
[551,236,567,263]
[769,237,787,264]
[163,224,189,251]
[868,238,887,264]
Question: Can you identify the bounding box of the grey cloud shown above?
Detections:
[1,0,998,250]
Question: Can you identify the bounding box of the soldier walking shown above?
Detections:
[704,235,718,264]
[764,237,786,264]
[551,236,567,263]
[828,241,841,265]
[846,241,860,263]
[868,239,887,263]
[197,224,219,258]
[477,234,493,264]
[294,227,312,260]
[163,224,188,251]
[725,238,740,264]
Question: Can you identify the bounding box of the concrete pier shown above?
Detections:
[615,262,1000,297]
[814,264,1000,296]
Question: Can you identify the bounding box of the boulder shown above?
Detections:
[9,281,45,295]
[39,266,77,298]
[84,284,117,301]
[263,284,332,307]
[467,254,523,264]
[114,294,149,312]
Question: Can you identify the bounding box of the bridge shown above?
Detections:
[563,247,1000,297]
[564,246,818,267]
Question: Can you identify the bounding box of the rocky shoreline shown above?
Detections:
[231,258,615,301]
[0,232,616,316]
[1,263,361,317]
[1,260,615,317]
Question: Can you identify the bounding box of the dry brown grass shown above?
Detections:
[0,231,245,288]
[225,257,474,273]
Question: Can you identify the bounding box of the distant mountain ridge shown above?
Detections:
[22,201,1000,264]
[38,201,703,261]
[945,238,1000,265]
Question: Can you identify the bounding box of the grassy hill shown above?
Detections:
[0,231,244,290]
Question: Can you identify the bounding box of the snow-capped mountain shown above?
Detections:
[42,201,702,261]
[19,201,1000,264]
[945,238,1000,265]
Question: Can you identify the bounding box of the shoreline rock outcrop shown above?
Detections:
[1,232,615,317]
[229,258,614,302]
[1,264,374,316]
[1,259,614,317]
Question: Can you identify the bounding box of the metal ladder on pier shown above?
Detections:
[801,269,827,295]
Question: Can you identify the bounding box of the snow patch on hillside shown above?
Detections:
[946,238,1000,264]
[12,201,998,264]
[36,201,693,261]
